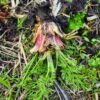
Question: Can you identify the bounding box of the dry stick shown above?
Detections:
[54,80,70,100]
[0,45,18,54]
[0,29,10,39]
[19,35,27,65]
[12,60,20,75]
[19,42,27,64]
[96,18,100,35]
[0,46,17,57]
[0,50,17,58]
[1,40,18,46]
[55,86,62,100]
[87,15,98,21]
[24,0,33,8]
[95,93,99,100]
[0,59,16,64]
[61,13,70,18]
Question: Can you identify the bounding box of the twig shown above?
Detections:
[95,93,99,100]
[87,15,98,21]
[61,13,70,18]
[55,86,62,100]
[19,35,27,65]
[54,80,70,100]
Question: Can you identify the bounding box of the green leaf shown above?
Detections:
[0,0,8,4]
[83,37,90,42]
[88,57,100,68]
[91,38,100,46]
[17,17,26,29]
[66,0,73,3]
[67,12,86,32]
[0,77,10,89]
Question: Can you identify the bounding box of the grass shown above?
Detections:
[0,45,99,99]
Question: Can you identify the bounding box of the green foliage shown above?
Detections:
[23,76,54,100]
[91,38,100,46]
[61,66,97,91]
[67,12,86,32]
[56,50,97,91]
[16,52,55,100]
[17,17,26,30]
[0,77,10,89]
[0,0,8,5]
[66,0,73,3]
[0,46,98,99]
[88,56,100,68]
[98,0,100,3]
[0,52,55,99]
